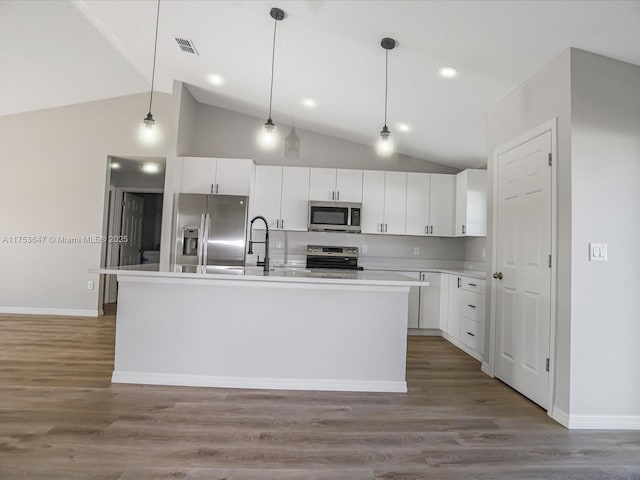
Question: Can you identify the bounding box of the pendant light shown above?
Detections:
[377,37,396,157]
[142,0,161,142]
[260,7,286,149]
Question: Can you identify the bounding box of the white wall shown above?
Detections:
[569,50,640,421]
[0,92,171,315]
[487,50,573,415]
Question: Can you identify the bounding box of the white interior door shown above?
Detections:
[495,131,552,409]
[120,193,144,266]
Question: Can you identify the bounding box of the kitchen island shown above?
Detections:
[97,264,428,393]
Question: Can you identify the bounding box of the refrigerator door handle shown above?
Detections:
[197,213,206,266]
[202,213,211,266]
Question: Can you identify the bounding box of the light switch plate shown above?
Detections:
[589,243,608,262]
[413,247,420,256]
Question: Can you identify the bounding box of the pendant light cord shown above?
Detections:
[384,49,388,127]
[148,0,160,115]
[268,17,278,119]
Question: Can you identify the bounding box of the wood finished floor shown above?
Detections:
[0,313,638,480]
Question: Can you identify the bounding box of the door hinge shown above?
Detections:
[548,153,552,166]
[548,254,552,268]
[545,358,550,372]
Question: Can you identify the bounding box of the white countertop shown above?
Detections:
[95,264,430,288]
[359,263,487,280]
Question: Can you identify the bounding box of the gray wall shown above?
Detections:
[569,49,640,418]
[487,50,573,415]
[0,92,172,314]
[188,95,459,174]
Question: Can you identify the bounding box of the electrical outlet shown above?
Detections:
[87,280,94,290]
[413,247,420,256]
[361,244,367,254]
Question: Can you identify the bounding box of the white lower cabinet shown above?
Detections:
[418,272,441,329]
[441,274,486,360]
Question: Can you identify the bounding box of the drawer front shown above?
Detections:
[460,277,486,294]
[460,316,484,355]
[460,290,485,323]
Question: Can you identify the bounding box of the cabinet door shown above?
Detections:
[280,167,310,231]
[215,158,254,196]
[455,170,468,236]
[418,272,441,329]
[446,275,461,339]
[180,157,217,193]
[383,171,407,235]
[464,169,488,236]
[405,173,430,236]
[335,169,363,203]
[252,166,282,230]
[361,170,385,234]
[429,174,455,236]
[309,168,336,201]
[439,274,450,331]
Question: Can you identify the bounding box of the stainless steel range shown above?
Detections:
[305,245,361,270]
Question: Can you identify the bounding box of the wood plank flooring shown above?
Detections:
[0,312,638,479]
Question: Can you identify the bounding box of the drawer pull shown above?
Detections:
[467,304,476,308]
[466,331,475,337]
[468,283,477,287]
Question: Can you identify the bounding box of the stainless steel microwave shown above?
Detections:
[308,201,361,233]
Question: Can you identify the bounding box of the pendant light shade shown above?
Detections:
[260,7,286,149]
[376,37,396,157]
[141,0,160,143]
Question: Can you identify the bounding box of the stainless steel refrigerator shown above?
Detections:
[173,194,249,267]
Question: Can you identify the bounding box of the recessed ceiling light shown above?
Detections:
[207,73,225,86]
[439,67,459,78]
[302,98,316,108]
[397,123,411,133]
[140,163,162,174]
[110,162,121,170]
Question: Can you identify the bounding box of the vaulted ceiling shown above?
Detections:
[2,1,640,168]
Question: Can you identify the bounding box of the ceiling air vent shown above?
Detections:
[175,37,198,55]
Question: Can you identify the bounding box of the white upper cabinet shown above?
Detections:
[361,171,386,234]
[180,157,254,196]
[429,174,456,237]
[405,173,455,237]
[335,169,363,202]
[455,169,487,236]
[280,167,310,231]
[362,171,406,234]
[405,173,430,236]
[252,165,282,229]
[383,171,407,235]
[309,168,363,202]
[252,166,309,231]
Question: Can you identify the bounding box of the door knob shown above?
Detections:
[493,272,503,280]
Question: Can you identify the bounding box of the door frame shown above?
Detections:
[103,187,163,304]
[488,118,558,416]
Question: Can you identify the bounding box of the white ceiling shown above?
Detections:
[4,1,640,168]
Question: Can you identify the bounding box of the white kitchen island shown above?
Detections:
[97,264,428,393]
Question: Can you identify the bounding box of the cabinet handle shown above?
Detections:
[469,283,477,287]
[332,191,335,200]
[385,223,388,233]
[466,331,475,337]
[462,225,466,235]
[457,277,461,288]
[430,225,433,235]
[336,191,340,201]
[424,225,428,235]
[211,184,214,194]
[467,304,476,309]
[281,219,284,229]
[215,184,219,194]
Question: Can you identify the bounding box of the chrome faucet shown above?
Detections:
[247,216,270,273]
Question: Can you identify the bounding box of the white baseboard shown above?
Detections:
[481,362,493,377]
[441,332,484,362]
[0,307,99,317]
[551,407,640,430]
[112,371,408,393]
[407,328,442,337]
